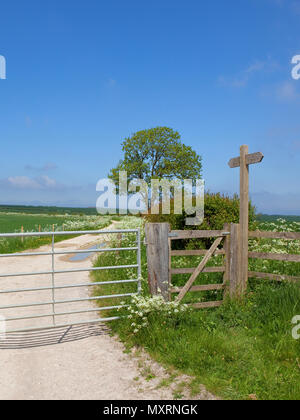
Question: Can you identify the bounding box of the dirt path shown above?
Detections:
[0,224,215,400]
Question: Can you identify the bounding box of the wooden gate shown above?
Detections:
[145,223,234,308]
[168,226,230,308]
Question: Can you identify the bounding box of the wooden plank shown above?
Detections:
[176,236,224,302]
[145,223,170,301]
[249,231,300,240]
[171,249,225,256]
[228,156,241,169]
[248,271,300,283]
[239,145,249,295]
[228,152,264,168]
[170,284,225,293]
[170,230,228,240]
[191,301,223,309]
[249,252,300,263]
[171,266,225,275]
[229,223,241,297]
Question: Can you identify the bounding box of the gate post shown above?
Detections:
[229,223,243,298]
[223,223,230,294]
[145,223,170,301]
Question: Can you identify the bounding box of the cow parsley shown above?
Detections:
[121,294,190,335]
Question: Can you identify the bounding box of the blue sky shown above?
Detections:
[0,0,300,214]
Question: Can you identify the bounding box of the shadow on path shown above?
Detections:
[0,323,110,349]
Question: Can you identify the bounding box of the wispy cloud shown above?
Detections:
[268,0,300,14]
[40,175,57,188]
[276,81,299,101]
[291,140,300,150]
[24,162,58,172]
[0,179,98,208]
[291,0,300,14]
[2,175,58,190]
[7,176,40,189]
[107,78,116,88]
[25,116,32,127]
[218,57,279,88]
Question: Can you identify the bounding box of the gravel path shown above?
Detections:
[0,225,215,400]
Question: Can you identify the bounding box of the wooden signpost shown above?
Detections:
[228,145,264,295]
[145,145,264,302]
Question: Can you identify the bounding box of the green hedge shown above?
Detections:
[145,192,257,249]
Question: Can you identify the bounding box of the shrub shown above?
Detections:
[145,192,256,248]
[146,192,256,229]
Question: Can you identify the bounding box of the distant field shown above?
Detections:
[1,205,299,222]
[257,214,300,223]
[0,204,97,216]
[0,212,113,254]
[0,213,68,234]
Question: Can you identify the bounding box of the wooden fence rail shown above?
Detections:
[249,231,300,240]
[171,267,225,275]
[145,223,300,308]
[249,252,300,263]
[248,272,300,283]
[171,249,225,256]
[248,229,300,284]
[169,229,230,240]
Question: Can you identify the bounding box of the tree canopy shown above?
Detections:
[108,127,202,185]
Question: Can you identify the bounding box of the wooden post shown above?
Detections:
[21,225,24,243]
[168,236,172,301]
[229,223,241,297]
[145,223,170,301]
[223,223,230,293]
[228,146,264,295]
[239,145,249,294]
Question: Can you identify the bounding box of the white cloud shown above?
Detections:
[5,175,58,190]
[40,175,57,188]
[7,176,40,189]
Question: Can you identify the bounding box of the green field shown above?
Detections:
[0,211,113,254]
[256,214,300,223]
[0,213,69,234]
[0,204,97,216]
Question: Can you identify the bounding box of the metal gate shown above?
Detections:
[0,228,141,334]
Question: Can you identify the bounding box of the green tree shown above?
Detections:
[109,127,202,186]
